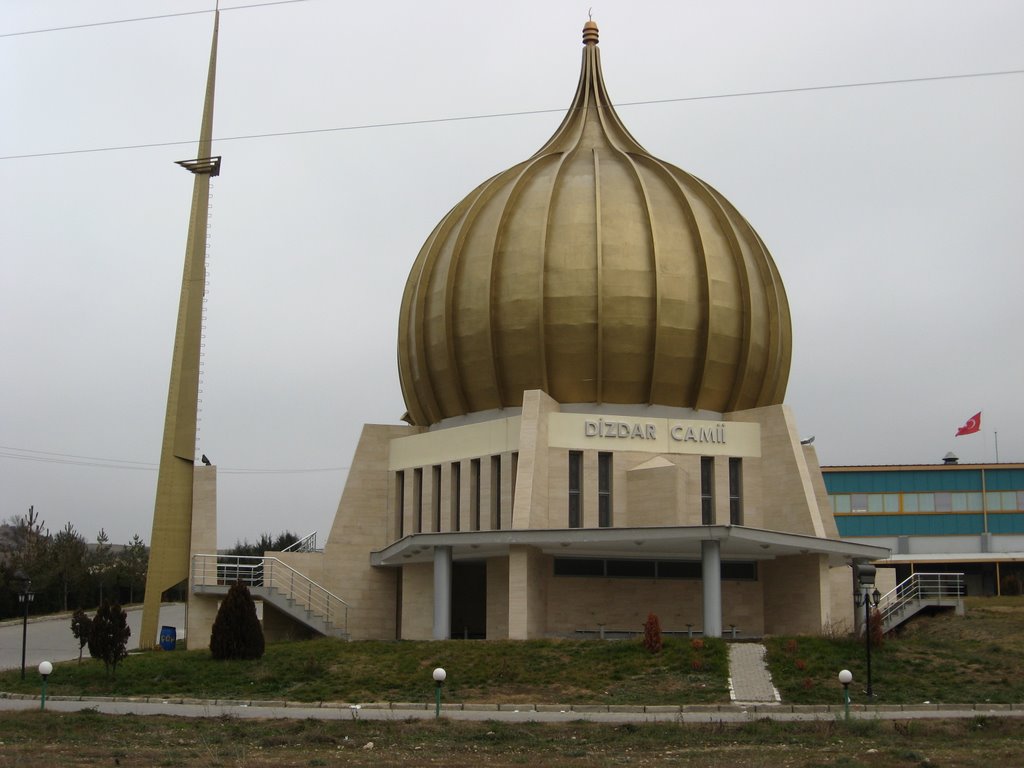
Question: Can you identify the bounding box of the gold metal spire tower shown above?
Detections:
[140,9,221,649]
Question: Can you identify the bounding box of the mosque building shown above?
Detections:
[152,17,891,647]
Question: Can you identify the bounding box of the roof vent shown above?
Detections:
[942,451,959,465]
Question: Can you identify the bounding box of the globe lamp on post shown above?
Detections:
[38,661,53,711]
[432,667,447,718]
[838,669,853,720]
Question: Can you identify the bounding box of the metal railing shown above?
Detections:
[191,554,348,636]
[878,572,964,629]
[281,531,320,553]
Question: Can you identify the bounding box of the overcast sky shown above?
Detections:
[2,0,1022,548]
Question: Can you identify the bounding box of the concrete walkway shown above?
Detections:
[727,643,780,704]
[1,693,1022,723]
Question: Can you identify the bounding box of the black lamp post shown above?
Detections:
[14,571,35,681]
[854,563,881,698]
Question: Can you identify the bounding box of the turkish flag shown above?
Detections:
[955,412,981,436]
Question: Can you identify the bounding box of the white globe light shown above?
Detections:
[38,661,53,677]
[838,669,853,685]
[432,667,447,683]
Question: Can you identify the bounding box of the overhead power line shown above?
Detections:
[0,0,316,38]
[1,67,1021,163]
[0,445,347,474]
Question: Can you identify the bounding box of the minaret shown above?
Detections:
[140,8,221,649]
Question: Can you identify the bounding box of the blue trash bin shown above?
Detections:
[159,625,177,651]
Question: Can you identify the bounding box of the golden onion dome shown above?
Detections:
[398,20,791,427]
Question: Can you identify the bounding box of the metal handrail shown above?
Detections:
[878,572,964,627]
[281,531,320,553]
[191,554,348,636]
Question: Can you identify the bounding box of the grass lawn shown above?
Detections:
[3,598,1024,767]
[1,710,1023,767]
[1,597,1022,707]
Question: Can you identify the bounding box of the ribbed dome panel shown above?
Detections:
[397,22,791,426]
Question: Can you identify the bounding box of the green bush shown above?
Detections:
[87,601,130,676]
[210,581,265,660]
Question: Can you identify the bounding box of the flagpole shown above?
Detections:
[994,431,999,463]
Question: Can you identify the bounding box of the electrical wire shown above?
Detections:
[1,67,1020,163]
[0,0,316,38]
[0,446,347,474]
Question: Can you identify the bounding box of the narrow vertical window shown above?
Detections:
[451,462,461,532]
[470,458,481,531]
[432,464,442,532]
[598,452,612,527]
[395,470,405,539]
[568,450,583,528]
[511,452,519,521]
[700,456,714,525]
[491,455,502,530]
[729,457,743,525]
[413,467,423,533]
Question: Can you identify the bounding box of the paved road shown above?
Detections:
[0,603,185,672]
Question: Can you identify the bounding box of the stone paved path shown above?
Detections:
[728,643,780,703]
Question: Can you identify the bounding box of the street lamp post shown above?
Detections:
[14,572,35,681]
[432,667,447,718]
[838,669,853,720]
[854,563,881,698]
[38,661,53,711]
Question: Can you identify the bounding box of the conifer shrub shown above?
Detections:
[87,601,130,676]
[210,581,265,660]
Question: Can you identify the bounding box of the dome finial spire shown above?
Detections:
[582,14,598,46]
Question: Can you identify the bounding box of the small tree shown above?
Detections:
[642,612,662,654]
[210,581,265,660]
[52,522,88,612]
[88,600,131,676]
[70,608,93,664]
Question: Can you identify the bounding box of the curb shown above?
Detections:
[2,691,1023,715]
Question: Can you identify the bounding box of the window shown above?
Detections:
[432,464,442,532]
[721,561,758,580]
[552,558,758,581]
[568,451,582,528]
[413,467,423,533]
[395,471,405,538]
[554,558,604,577]
[700,456,715,524]
[451,462,461,532]
[470,458,481,531]
[729,457,743,525]
[511,452,518,520]
[607,559,656,578]
[491,455,502,530]
[598,452,612,527]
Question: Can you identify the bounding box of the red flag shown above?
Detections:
[955,412,981,436]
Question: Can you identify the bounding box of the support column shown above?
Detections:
[701,540,722,638]
[432,546,452,640]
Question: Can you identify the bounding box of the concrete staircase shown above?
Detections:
[191,554,349,639]
[878,572,965,634]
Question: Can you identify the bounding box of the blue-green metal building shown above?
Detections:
[823,461,1024,596]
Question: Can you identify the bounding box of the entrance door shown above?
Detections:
[451,561,486,639]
